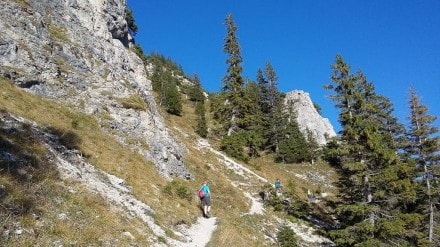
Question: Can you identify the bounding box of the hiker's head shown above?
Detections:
[203,180,207,185]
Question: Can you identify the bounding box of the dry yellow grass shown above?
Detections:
[1,78,338,246]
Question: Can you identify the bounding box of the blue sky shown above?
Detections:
[127,0,439,132]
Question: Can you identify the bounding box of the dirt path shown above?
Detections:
[197,138,334,246]
[172,216,217,247]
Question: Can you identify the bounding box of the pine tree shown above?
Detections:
[125,8,138,37]
[305,129,321,164]
[257,61,285,153]
[188,74,205,102]
[326,54,418,246]
[221,13,245,136]
[276,101,309,163]
[195,101,207,137]
[405,87,440,244]
[161,71,182,116]
[191,74,208,137]
[243,80,265,157]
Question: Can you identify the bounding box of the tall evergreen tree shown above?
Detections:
[326,54,418,246]
[161,72,182,116]
[276,101,309,163]
[405,87,440,244]
[243,80,265,157]
[188,74,205,102]
[257,61,285,153]
[191,74,208,137]
[221,13,246,136]
[305,129,321,164]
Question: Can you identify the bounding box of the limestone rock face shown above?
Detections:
[285,90,336,145]
[0,0,191,179]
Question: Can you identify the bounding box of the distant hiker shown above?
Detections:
[199,181,211,218]
[259,182,271,201]
[307,189,315,203]
[274,178,282,194]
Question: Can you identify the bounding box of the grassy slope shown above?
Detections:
[0,77,338,246]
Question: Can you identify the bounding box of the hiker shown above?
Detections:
[199,181,211,218]
[259,182,271,201]
[307,189,315,203]
[274,178,282,194]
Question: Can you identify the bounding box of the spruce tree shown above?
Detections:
[276,101,309,163]
[221,13,245,136]
[126,8,138,37]
[326,54,418,246]
[243,80,265,157]
[305,129,321,164]
[191,74,208,137]
[405,87,440,244]
[257,61,285,153]
[195,101,207,137]
[188,74,205,102]
[160,71,182,116]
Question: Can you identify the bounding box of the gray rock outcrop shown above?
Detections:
[285,90,336,145]
[0,0,191,179]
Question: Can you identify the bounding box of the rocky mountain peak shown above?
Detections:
[285,90,336,145]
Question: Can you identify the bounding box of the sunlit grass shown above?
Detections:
[0,77,339,246]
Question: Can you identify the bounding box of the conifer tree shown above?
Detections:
[257,61,285,153]
[405,87,440,244]
[161,72,182,116]
[195,101,207,137]
[243,80,265,157]
[305,129,321,164]
[126,8,138,37]
[221,13,245,136]
[188,74,205,102]
[191,74,208,137]
[326,54,418,246]
[276,101,309,163]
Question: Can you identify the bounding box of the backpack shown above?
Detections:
[198,188,205,199]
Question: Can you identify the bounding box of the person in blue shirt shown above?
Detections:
[200,181,211,218]
[274,178,282,194]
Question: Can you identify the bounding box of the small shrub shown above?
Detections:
[116,94,148,111]
[162,181,192,202]
[277,225,298,247]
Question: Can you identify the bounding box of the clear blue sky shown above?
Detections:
[127,0,439,132]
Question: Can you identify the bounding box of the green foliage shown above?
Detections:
[188,74,205,102]
[163,180,193,202]
[277,225,299,247]
[263,180,310,219]
[162,80,182,116]
[148,52,184,78]
[150,63,182,116]
[405,87,440,244]
[189,74,208,137]
[305,129,321,163]
[125,8,138,36]
[313,102,322,115]
[276,104,310,163]
[195,101,208,137]
[220,132,249,162]
[219,13,247,136]
[257,62,285,153]
[131,44,148,65]
[326,54,420,246]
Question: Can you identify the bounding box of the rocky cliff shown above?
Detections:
[0,0,191,179]
[285,90,336,145]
